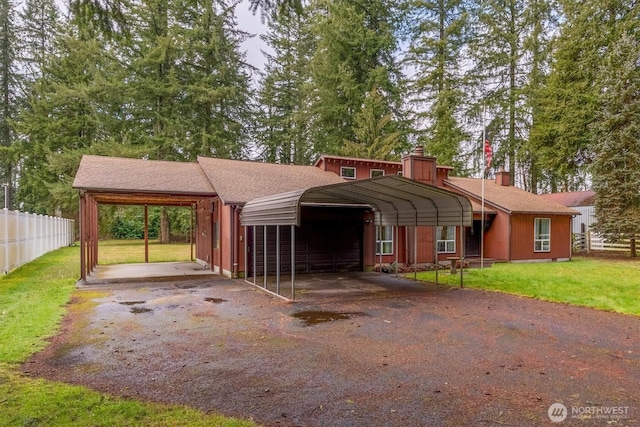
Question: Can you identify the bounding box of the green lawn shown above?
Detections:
[411,256,640,316]
[0,245,256,427]
[98,239,193,264]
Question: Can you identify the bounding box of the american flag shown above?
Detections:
[484,139,492,169]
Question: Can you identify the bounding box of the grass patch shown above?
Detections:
[98,239,193,264]
[0,246,257,427]
[411,256,640,316]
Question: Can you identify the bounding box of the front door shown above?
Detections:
[465,220,482,256]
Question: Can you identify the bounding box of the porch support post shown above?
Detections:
[190,204,194,261]
[79,192,86,280]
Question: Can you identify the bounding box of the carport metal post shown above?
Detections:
[378,214,382,275]
[276,225,280,294]
[435,215,439,286]
[253,225,257,285]
[291,225,296,301]
[414,225,418,281]
[394,218,398,278]
[244,226,248,280]
[263,225,267,289]
[460,215,464,288]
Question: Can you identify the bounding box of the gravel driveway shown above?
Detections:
[23,273,640,426]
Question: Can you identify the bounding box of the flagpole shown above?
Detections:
[481,104,486,270]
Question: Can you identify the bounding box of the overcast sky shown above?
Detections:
[236,1,270,72]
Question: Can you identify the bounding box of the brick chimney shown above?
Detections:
[402,146,436,185]
[495,168,511,186]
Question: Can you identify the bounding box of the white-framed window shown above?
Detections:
[397,171,403,176]
[437,226,456,253]
[340,166,356,179]
[534,218,551,252]
[376,225,394,255]
[370,169,384,178]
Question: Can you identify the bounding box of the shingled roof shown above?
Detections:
[538,190,596,207]
[73,155,216,195]
[444,177,578,215]
[197,156,346,205]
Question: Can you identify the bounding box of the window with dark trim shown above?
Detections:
[534,218,550,252]
[340,166,356,179]
[370,169,384,178]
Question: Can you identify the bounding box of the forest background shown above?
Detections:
[0,0,638,241]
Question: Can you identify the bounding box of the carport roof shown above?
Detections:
[241,175,473,227]
[73,155,216,205]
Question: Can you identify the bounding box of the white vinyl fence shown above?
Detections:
[1,209,75,274]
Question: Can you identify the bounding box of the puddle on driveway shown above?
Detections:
[292,310,368,327]
[119,301,146,306]
[204,298,227,304]
[130,307,153,314]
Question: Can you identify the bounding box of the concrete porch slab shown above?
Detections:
[80,262,218,286]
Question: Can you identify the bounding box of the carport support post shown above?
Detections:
[378,215,382,275]
[144,204,149,263]
[394,221,398,278]
[291,225,296,301]
[276,225,280,295]
[435,218,439,286]
[253,225,257,285]
[459,217,464,288]
[414,225,417,281]
[263,225,267,289]
[244,226,248,280]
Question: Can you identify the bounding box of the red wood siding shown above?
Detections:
[318,158,403,179]
[510,214,572,260]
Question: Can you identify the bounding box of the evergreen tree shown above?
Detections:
[404,0,469,172]
[256,9,312,164]
[468,0,557,187]
[18,0,60,82]
[0,0,19,209]
[176,0,254,160]
[306,0,409,159]
[531,0,636,192]
[590,33,640,256]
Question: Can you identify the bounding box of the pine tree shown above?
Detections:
[256,9,312,164]
[306,0,409,159]
[404,0,469,172]
[590,33,640,256]
[0,0,19,209]
[18,0,60,82]
[175,0,254,160]
[531,0,636,192]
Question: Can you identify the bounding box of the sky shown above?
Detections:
[236,1,270,72]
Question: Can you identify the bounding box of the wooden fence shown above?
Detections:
[573,232,634,253]
[1,209,75,274]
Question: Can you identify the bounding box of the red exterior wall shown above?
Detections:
[483,210,510,261]
[316,157,403,179]
[510,214,572,260]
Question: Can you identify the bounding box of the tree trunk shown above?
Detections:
[159,207,170,244]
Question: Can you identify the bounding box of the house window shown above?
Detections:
[370,169,384,178]
[341,166,356,179]
[437,226,456,253]
[376,226,393,255]
[534,218,551,252]
[397,171,403,176]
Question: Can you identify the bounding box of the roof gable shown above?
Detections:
[197,157,345,205]
[444,177,579,215]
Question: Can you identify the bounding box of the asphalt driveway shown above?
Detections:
[23,273,640,426]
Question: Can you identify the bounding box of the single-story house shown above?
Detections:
[73,148,578,290]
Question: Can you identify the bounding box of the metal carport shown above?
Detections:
[240,175,473,301]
